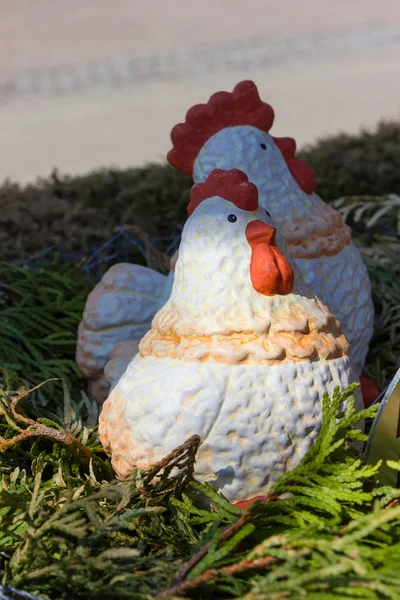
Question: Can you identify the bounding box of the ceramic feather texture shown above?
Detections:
[167,81,374,373]
[99,170,362,503]
[76,263,171,403]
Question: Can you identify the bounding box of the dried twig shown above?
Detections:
[0,382,95,460]
[140,435,201,497]
[144,435,200,480]
[157,554,277,597]
[384,498,400,509]
[0,425,94,459]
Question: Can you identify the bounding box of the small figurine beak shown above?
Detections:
[245,220,276,247]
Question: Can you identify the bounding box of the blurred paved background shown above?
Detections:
[1,0,400,183]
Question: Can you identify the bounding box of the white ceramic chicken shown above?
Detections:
[76,264,174,402]
[99,169,362,504]
[167,81,374,374]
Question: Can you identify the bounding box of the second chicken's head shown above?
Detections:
[167,81,350,261]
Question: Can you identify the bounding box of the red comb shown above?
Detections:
[188,169,258,216]
[168,81,274,175]
[167,80,316,196]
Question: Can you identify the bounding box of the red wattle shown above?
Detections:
[249,244,294,296]
[272,136,296,160]
[360,376,380,407]
[245,220,294,297]
[287,157,317,196]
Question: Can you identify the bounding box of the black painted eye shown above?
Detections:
[264,209,271,218]
[227,214,237,223]
[260,143,267,150]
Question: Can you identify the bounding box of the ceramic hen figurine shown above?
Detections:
[167,80,374,374]
[99,169,362,503]
[77,79,374,404]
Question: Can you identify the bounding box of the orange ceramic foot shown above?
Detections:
[234,495,269,510]
[360,376,380,407]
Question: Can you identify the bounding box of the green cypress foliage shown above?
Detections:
[1,381,400,599]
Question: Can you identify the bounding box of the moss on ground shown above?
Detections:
[0,120,399,262]
[299,121,400,201]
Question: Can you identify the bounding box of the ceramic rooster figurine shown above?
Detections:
[167,81,374,375]
[99,169,362,503]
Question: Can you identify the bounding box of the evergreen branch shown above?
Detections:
[159,494,278,595]
[168,510,253,586]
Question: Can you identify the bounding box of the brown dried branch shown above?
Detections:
[144,434,201,480]
[156,554,277,598]
[0,382,51,434]
[0,382,94,460]
[0,422,94,460]
[9,390,37,426]
[140,435,201,497]
[384,498,400,509]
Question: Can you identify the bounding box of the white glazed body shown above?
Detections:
[99,354,361,502]
[295,243,374,374]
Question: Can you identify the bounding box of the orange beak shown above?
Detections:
[245,220,294,296]
[245,219,277,247]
